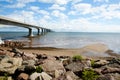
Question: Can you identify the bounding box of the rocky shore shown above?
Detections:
[0,44,120,80]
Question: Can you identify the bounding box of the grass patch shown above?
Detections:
[72,55,83,61]
[36,66,43,73]
[82,69,99,80]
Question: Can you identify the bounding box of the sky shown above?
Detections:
[0,0,120,32]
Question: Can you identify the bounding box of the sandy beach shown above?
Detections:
[1,43,117,58]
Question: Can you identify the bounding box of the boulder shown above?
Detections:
[12,48,22,54]
[65,61,90,73]
[29,72,41,80]
[0,57,23,74]
[17,73,29,80]
[36,54,47,59]
[41,72,52,80]
[108,58,120,65]
[60,58,71,66]
[30,72,52,80]
[41,59,65,76]
[22,59,36,66]
[0,55,6,61]
[110,73,120,80]
[65,71,80,80]
[101,67,120,74]
[96,74,115,80]
[94,60,109,67]
[55,70,63,78]
[24,65,36,74]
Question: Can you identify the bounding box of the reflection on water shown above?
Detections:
[1,32,120,53]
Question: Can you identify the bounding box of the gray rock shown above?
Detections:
[94,60,109,67]
[1,57,22,66]
[0,57,22,74]
[110,73,120,80]
[41,59,65,76]
[65,71,80,80]
[24,65,36,74]
[96,74,115,80]
[22,59,36,66]
[16,65,36,74]
[41,72,52,80]
[55,70,64,78]
[60,58,71,66]
[30,72,52,80]
[36,54,47,59]
[101,67,120,74]
[65,61,90,72]
[29,72,41,80]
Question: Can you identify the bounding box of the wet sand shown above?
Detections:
[1,43,115,59]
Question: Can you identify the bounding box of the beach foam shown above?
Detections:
[0,37,4,44]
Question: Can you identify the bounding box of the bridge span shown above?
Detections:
[0,16,52,37]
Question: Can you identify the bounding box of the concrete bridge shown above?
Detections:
[0,16,52,37]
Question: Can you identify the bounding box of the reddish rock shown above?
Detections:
[17,73,29,80]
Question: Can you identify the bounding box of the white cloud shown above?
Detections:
[0,0,13,3]
[39,17,120,32]
[55,0,70,5]
[7,3,26,8]
[43,15,51,19]
[60,18,120,32]
[7,0,36,8]
[30,6,40,11]
[68,11,76,15]
[1,0,120,32]
[38,10,50,15]
[49,4,66,11]
[71,0,82,5]
[30,6,49,15]
[93,0,109,3]
[108,4,120,11]
[38,0,53,3]
[93,3,120,19]
[71,2,120,20]
[38,0,71,5]
[51,10,68,19]
[17,0,36,4]
[6,10,38,25]
[73,3,92,15]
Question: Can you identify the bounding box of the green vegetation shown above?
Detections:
[3,73,8,80]
[36,66,43,73]
[72,55,83,61]
[91,60,95,67]
[82,69,99,80]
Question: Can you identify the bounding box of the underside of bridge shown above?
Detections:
[0,16,52,37]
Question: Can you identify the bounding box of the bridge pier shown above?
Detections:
[41,28,44,34]
[28,28,34,37]
[37,28,40,35]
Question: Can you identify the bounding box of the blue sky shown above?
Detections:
[0,0,120,32]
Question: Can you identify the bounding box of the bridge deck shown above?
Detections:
[0,16,47,29]
[0,16,51,37]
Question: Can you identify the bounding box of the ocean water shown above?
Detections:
[0,32,120,53]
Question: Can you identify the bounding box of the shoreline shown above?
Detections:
[1,43,120,59]
[0,43,120,80]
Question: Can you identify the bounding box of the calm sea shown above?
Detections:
[0,32,120,53]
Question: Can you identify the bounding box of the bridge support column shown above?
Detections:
[28,28,34,37]
[37,28,40,35]
[41,28,44,34]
